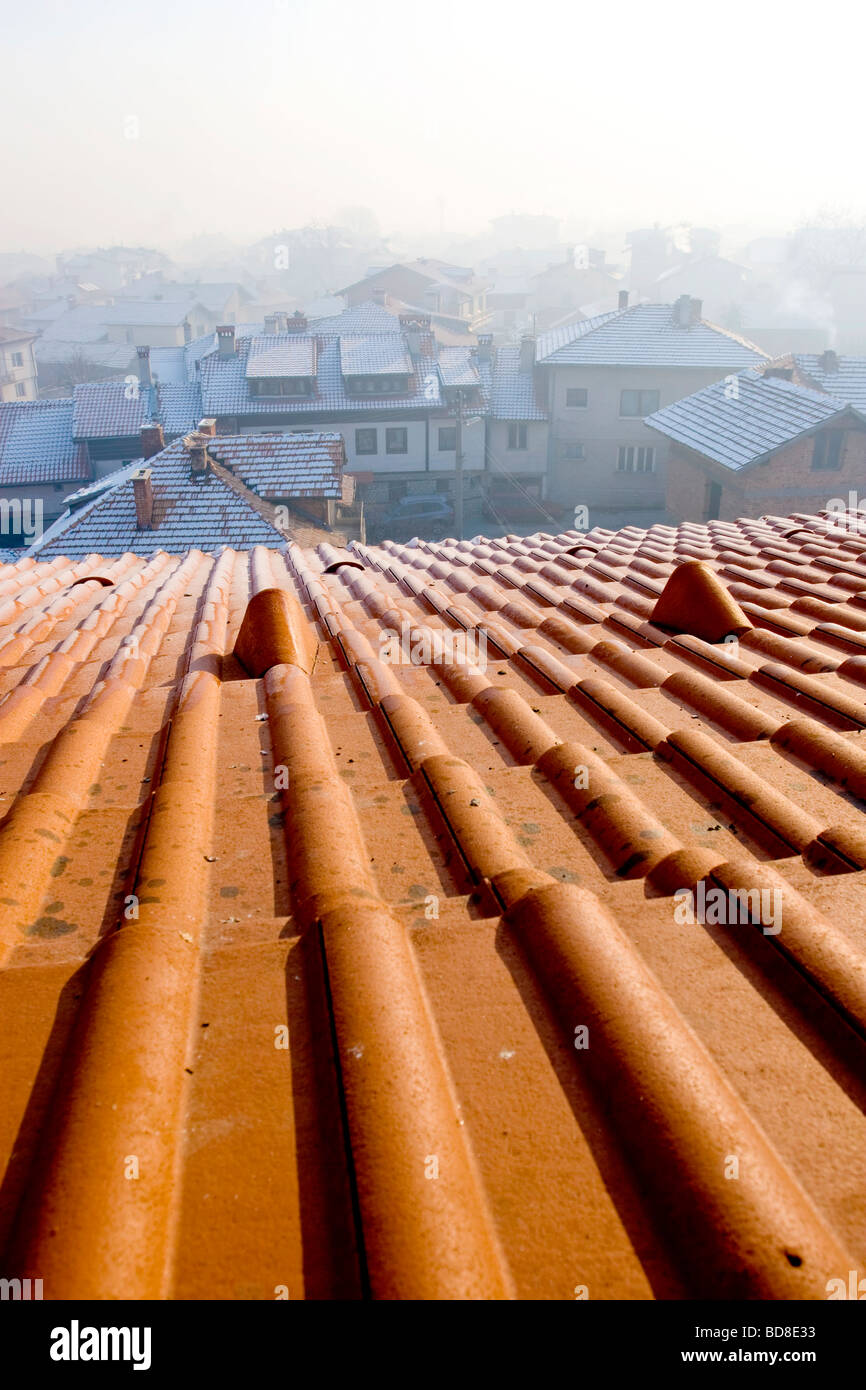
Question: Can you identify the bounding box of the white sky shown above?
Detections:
[1,0,863,253]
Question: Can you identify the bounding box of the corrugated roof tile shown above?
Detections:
[1,509,866,1300]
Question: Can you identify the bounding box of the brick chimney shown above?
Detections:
[476,333,493,362]
[132,468,153,529]
[137,345,153,386]
[689,297,703,325]
[217,325,236,357]
[140,422,164,459]
[184,432,210,478]
[819,348,840,373]
[673,295,701,327]
[264,313,279,334]
[399,313,430,355]
[371,288,388,307]
[197,418,217,437]
[287,311,308,333]
[618,289,629,310]
[519,335,536,372]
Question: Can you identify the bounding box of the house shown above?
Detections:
[3,508,866,1299]
[648,359,866,522]
[0,327,38,401]
[479,335,551,521]
[535,296,767,511]
[72,349,203,473]
[0,398,89,545]
[340,260,489,327]
[100,299,215,347]
[198,310,487,510]
[32,423,354,558]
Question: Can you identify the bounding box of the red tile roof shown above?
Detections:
[1,509,866,1300]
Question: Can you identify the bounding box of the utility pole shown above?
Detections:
[454,387,464,541]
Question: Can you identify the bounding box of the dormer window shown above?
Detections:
[251,378,313,397]
[346,374,409,396]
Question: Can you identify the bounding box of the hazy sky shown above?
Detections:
[1,0,863,255]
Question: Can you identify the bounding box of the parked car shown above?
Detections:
[375,494,456,539]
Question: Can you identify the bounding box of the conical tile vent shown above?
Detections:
[650,560,751,642]
[235,587,319,677]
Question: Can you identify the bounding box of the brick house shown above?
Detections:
[646,361,866,522]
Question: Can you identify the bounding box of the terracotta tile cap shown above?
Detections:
[651,561,752,643]
[234,587,318,678]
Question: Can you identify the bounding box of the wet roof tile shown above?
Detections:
[1,508,866,1299]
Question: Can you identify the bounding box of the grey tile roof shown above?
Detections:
[535,304,767,368]
[437,347,481,388]
[41,305,112,344]
[645,370,854,470]
[310,302,402,334]
[200,333,442,417]
[208,432,345,499]
[246,335,317,379]
[339,334,412,376]
[487,344,547,421]
[72,380,203,440]
[794,355,866,411]
[0,399,86,486]
[35,438,287,558]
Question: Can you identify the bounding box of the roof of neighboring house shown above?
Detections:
[310,301,404,334]
[71,379,203,439]
[207,432,346,499]
[40,305,112,344]
[0,398,85,485]
[795,355,866,411]
[487,344,547,420]
[200,330,441,416]
[3,509,866,1299]
[246,335,317,379]
[437,346,482,389]
[340,334,412,376]
[32,437,290,557]
[0,325,35,345]
[536,304,767,368]
[34,340,135,370]
[98,301,202,328]
[645,369,860,469]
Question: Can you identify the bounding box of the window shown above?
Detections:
[562,443,585,460]
[386,427,408,454]
[15,383,26,397]
[617,445,656,473]
[438,426,457,451]
[349,375,409,395]
[255,378,310,396]
[507,423,528,450]
[11,352,23,368]
[620,389,660,417]
[566,387,588,408]
[355,427,377,455]
[812,429,844,471]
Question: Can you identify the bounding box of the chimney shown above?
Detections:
[399,313,430,354]
[519,335,536,373]
[689,297,702,325]
[136,345,152,386]
[476,333,493,362]
[287,311,308,333]
[673,295,701,327]
[618,289,629,311]
[140,422,164,459]
[371,287,388,307]
[132,468,153,529]
[184,432,210,479]
[819,348,840,373]
[217,325,236,357]
[264,313,280,334]
[197,418,217,436]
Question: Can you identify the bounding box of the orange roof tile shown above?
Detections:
[1,511,866,1300]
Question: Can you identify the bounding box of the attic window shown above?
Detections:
[347,375,409,396]
[252,378,311,397]
[812,430,844,471]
